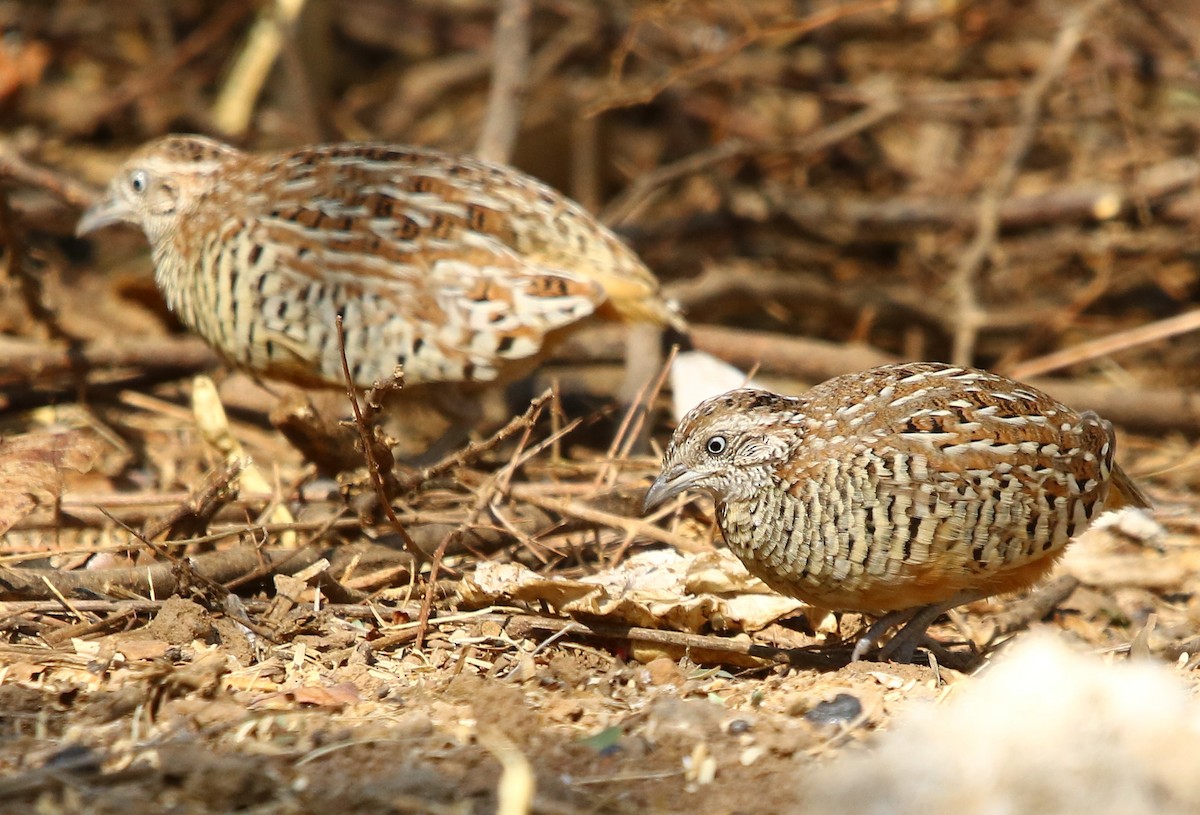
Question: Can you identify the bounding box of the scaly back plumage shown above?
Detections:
[78,135,684,389]
[648,362,1147,615]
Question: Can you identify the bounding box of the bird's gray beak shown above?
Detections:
[76,196,131,237]
[643,466,703,513]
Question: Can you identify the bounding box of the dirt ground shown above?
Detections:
[2,1,1200,813]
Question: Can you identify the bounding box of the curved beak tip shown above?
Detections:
[75,198,124,237]
[642,483,664,515]
[642,467,697,514]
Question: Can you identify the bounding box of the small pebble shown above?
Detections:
[726,718,752,735]
[45,744,100,771]
[805,693,863,726]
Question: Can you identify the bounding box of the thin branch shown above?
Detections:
[948,0,1107,366]
[334,316,428,568]
[503,612,840,669]
[505,483,706,553]
[212,0,309,136]
[394,389,557,493]
[772,156,1200,237]
[88,0,255,128]
[475,0,532,164]
[602,95,900,227]
[0,142,99,209]
[1007,309,1200,380]
[0,336,217,387]
[0,542,411,602]
[591,0,893,117]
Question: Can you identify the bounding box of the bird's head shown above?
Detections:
[76,134,243,245]
[644,388,806,512]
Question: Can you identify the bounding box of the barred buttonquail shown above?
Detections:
[644,362,1150,662]
[76,135,686,441]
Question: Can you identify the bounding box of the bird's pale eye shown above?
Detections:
[705,435,727,456]
[129,170,149,195]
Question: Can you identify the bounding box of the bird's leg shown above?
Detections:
[375,382,490,465]
[412,384,489,465]
[851,608,921,662]
[873,590,990,663]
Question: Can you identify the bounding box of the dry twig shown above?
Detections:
[334,315,427,567]
[1007,309,1200,379]
[602,95,900,227]
[503,612,840,669]
[948,0,1107,366]
[476,0,532,164]
[0,142,98,209]
[414,392,556,648]
[212,0,309,136]
[88,1,254,128]
[592,0,893,116]
[773,156,1200,238]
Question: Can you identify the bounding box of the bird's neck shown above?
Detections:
[151,236,201,328]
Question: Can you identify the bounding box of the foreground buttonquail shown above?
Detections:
[644,362,1151,662]
[76,135,686,438]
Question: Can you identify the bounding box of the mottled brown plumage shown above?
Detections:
[644,362,1150,661]
[77,135,683,394]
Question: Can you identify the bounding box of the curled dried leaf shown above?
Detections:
[0,429,101,535]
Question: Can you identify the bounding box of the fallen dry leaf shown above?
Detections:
[459,549,805,633]
[0,429,102,535]
[253,681,362,709]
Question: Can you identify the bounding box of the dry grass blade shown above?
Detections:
[477,727,535,815]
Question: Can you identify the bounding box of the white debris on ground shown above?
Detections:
[798,634,1200,815]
